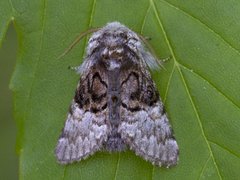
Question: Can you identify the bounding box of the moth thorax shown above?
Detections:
[102,46,124,59]
[101,47,124,70]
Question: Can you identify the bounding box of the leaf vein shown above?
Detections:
[209,140,240,159]
[114,153,120,180]
[150,0,223,179]
[140,2,151,34]
[163,64,175,103]
[178,61,223,180]
[179,63,240,112]
[8,0,17,16]
[21,0,47,171]
[198,155,211,180]
[162,0,240,58]
[62,0,96,179]
[79,0,97,61]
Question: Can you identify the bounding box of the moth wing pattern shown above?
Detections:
[55,62,110,164]
[55,21,179,167]
[118,65,179,167]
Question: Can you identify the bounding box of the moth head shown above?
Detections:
[87,22,144,69]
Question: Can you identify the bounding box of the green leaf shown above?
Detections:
[0,0,14,46]
[1,0,240,179]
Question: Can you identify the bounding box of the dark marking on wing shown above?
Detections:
[120,66,159,111]
[74,67,108,112]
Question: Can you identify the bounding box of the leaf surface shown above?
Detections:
[1,0,240,179]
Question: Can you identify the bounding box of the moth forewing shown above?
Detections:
[55,22,179,167]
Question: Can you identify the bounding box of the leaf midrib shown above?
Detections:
[162,0,240,111]
[163,0,240,57]
[151,0,223,179]
[159,0,240,164]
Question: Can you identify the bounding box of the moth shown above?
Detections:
[55,22,179,167]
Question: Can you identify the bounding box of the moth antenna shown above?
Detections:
[138,33,168,70]
[58,27,100,59]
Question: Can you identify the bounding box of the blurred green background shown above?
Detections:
[0,24,18,179]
